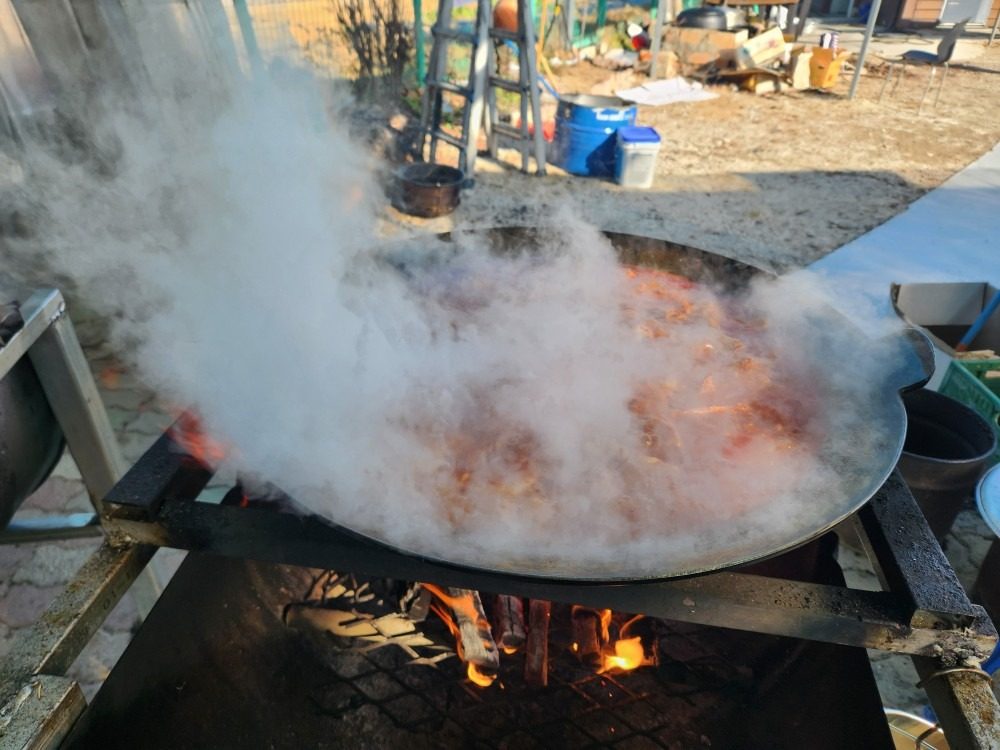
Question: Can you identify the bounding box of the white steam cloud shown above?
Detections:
[3,54,917,580]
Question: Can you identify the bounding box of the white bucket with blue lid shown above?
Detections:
[615,126,661,189]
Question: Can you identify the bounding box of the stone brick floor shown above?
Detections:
[0,301,996,717]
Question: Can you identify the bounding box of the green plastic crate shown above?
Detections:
[953,358,1000,397]
[939,359,1000,465]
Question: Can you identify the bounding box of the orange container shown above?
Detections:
[809,47,849,89]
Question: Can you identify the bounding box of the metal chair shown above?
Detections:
[878,19,969,114]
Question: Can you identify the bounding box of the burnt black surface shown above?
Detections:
[66,545,893,750]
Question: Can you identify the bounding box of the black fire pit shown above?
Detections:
[64,541,894,749]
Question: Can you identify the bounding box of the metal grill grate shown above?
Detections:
[291,581,776,749]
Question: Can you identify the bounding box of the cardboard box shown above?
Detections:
[663,27,749,69]
[892,282,1000,355]
[738,69,785,94]
[809,46,849,89]
[788,47,812,90]
[735,26,785,69]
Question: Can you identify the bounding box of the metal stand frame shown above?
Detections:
[0,289,124,543]
[2,419,998,748]
[878,60,951,115]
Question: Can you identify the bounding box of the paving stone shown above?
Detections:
[98,386,150,412]
[105,405,137,434]
[0,624,13,659]
[63,489,96,513]
[0,584,62,628]
[21,478,86,513]
[50,452,82,482]
[89,356,144,390]
[0,544,36,571]
[119,432,158,465]
[13,543,96,588]
[72,318,109,348]
[125,409,172,436]
[81,340,117,361]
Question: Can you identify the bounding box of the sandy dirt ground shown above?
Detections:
[391,41,1000,273]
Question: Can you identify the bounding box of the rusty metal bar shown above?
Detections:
[103,426,214,523]
[0,542,154,707]
[0,675,86,750]
[105,499,997,661]
[913,657,1000,750]
[858,471,978,629]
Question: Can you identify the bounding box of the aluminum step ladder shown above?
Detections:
[418,0,547,176]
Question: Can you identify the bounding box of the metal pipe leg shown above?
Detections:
[918,65,935,115]
[934,62,948,108]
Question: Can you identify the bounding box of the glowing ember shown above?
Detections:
[167,411,228,468]
[599,637,649,673]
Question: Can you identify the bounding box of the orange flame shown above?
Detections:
[168,411,229,468]
[599,615,652,674]
[467,663,495,687]
[599,637,648,673]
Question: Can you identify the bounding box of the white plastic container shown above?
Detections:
[614,126,661,189]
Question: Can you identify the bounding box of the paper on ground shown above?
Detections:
[615,77,718,106]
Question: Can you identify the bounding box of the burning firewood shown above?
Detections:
[449,588,499,671]
[571,606,607,668]
[423,584,500,685]
[524,599,551,687]
[494,595,525,654]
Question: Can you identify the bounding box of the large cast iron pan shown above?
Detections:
[335,227,932,581]
[0,357,64,526]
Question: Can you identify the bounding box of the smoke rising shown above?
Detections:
[3,49,914,579]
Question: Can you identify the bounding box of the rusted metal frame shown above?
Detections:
[104,498,995,661]
[0,675,87,750]
[102,426,215,525]
[912,657,1000,750]
[0,542,155,709]
[857,470,979,630]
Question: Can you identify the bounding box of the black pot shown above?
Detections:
[390,163,464,219]
[0,357,65,526]
[676,7,728,30]
[898,388,997,542]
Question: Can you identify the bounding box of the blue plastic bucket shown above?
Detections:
[550,94,637,178]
